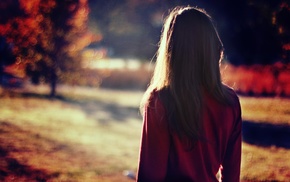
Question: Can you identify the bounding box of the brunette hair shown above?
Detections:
[141,7,234,143]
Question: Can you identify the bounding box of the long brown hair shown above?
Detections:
[141,7,234,143]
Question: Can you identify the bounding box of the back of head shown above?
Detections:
[155,7,224,92]
[142,6,233,145]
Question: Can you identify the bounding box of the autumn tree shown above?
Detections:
[0,0,19,78]
[275,2,290,61]
[0,0,91,97]
[0,36,16,75]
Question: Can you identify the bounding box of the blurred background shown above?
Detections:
[0,0,289,181]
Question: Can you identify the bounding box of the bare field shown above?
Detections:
[0,86,290,181]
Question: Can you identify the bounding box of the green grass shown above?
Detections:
[0,85,290,181]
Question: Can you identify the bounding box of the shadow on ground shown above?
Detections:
[0,147,57,181]
[242,120,290,149]
[0,122,60,181]
[19,92,141,124]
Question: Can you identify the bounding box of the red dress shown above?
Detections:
[137,89,242,182]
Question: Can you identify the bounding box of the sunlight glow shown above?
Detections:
[87,58,142,70]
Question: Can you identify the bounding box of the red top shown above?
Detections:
[137,89,242,182]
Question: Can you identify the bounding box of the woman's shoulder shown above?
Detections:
[144,88,174,114]
[223,85,240,102]
[145,88,166,108]
[147,88,169,102]
[222,85,241,116]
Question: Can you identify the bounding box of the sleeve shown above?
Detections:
[222,96,242,182]
[136,93,171,182]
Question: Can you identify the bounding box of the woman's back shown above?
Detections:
[137,87,241,181]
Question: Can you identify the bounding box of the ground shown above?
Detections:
[0,85,290,181]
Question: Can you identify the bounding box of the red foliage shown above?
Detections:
[222,62,290,97]
[283,43,290,51]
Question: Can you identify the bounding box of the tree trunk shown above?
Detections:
[49,69,57,97]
